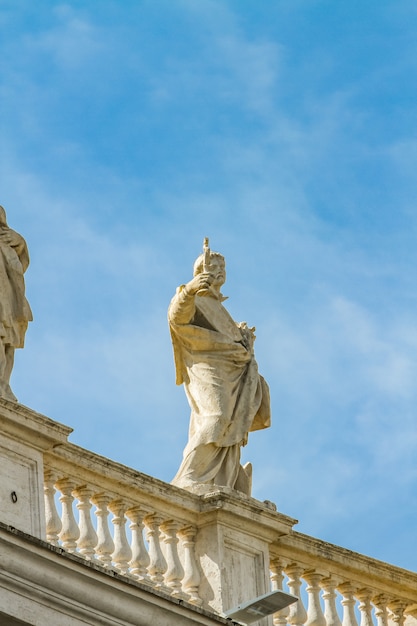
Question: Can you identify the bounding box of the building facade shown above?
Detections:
[0,399,416,626]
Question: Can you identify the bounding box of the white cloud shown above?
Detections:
[145,0,282,116]
[26,5,103,69]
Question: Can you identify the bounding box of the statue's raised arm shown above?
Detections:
[168,239,270,496]
[0,206,32,402]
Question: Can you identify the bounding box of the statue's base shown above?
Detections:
[190,488,295,623]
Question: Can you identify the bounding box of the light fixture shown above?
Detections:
[224,589,298,624]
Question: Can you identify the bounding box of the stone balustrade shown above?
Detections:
[41,435,417,623]
[270,534,417,626]
[43,442,205,607]
[4,401,415,624]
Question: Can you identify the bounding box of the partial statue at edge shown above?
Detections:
[0,206,32,402]
[168,238,270,496]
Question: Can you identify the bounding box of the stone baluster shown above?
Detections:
[356,589,374,626]
[109,499,132,575]
[160,520,186,598]
[388,602,407,626]
[44,470,62,546]
[321,578,342,626]
[73,486,98,560]
[337,583,359,626]
[285,564,308,626]
[373,595,390,626]
[144,513,168,589]
[270,558,289,626]
[126,506,152,584]
[178,525,202,606]
[304,571,326,626]
[55,478,80,553]
[91,493,115,568]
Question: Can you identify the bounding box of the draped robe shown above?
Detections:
[168,285,270,494]
[0,229,32,348]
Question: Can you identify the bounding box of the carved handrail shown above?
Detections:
[271,532,416,602]
[43,441,204,606]
[270,533,417,626]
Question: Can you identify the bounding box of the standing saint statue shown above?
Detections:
[168,239,270,496]
[0,206,32,402]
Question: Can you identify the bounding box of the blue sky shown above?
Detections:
[1,1,416,571]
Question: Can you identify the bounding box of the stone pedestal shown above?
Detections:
[0,399,72,539]
[194,488,297,624]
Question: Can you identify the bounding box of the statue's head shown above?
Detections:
[193,251,226,288]
[193,251,225,276]
[0,206,7,227]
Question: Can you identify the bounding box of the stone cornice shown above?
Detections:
[0,522,237,626]
[0,399,72,450]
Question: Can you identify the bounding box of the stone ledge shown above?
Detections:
[198,489,297,540]
[0,399,72,451]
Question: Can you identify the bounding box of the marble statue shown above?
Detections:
[0,206,32,401]
[168,239,270,496]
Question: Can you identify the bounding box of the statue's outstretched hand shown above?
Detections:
[185,272,213,295]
